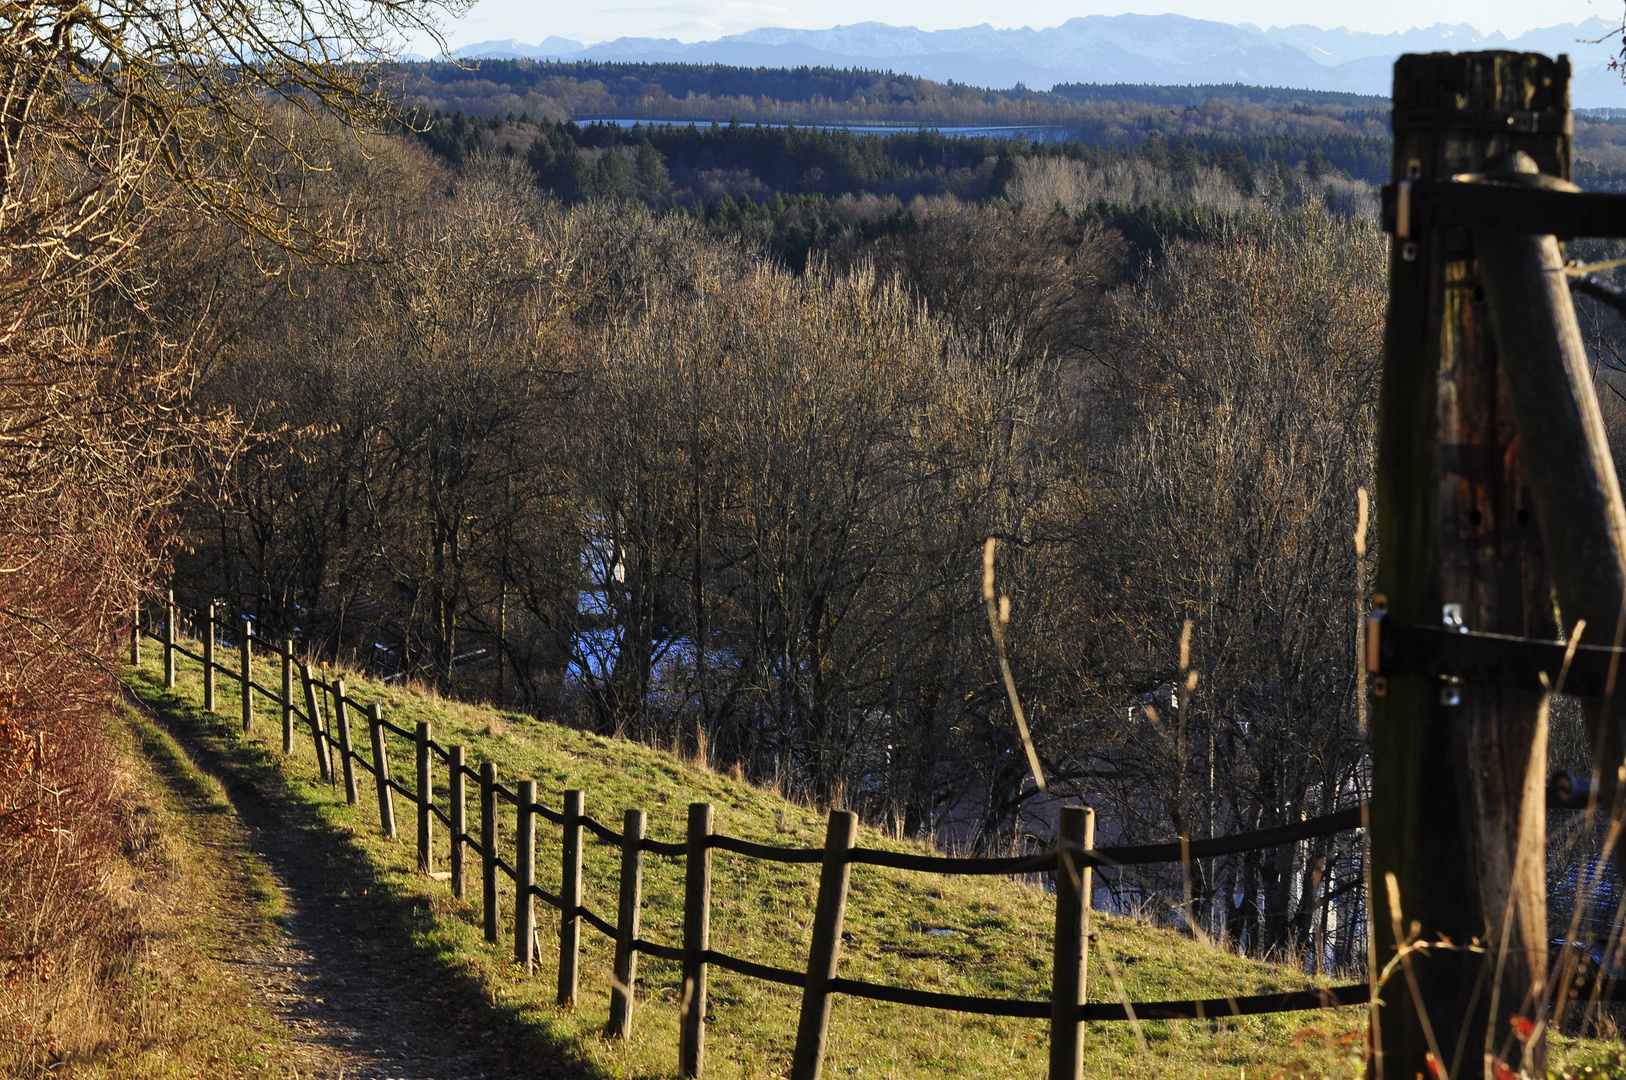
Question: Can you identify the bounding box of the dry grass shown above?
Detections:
[0,700,286,1077]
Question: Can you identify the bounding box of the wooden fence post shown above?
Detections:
[449,746,466,900]
[301,662,332,782]
[203,602,216,712]
[239,617,253,732]
[164,589,176,688]
[416,721,434,874]
[130,605,140,666]
[333,677,358,805]
[559,789,584,1007]
[281,639,294,754]
[515,779,536,969]
[482,761,500,943]
[680,802,713,1079]
[607,807,645,1039]
[1048,805,1093,1080]
[369,703,396,839]
[1372,52,1569,1078]
[790,810,857,1080]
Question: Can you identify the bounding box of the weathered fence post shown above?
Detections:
[607,807,645,1039]
[239,617,253,732]
[369,703,396,839]
[680,802,713,1079]
[1048,805,1093,1080]
[482,761,500,943]
[163,589,176,688]
[559,789,584,1007]
[790,810,857,1080]
[1372,51,1570,1078]
[130,605,140,666]
[449,745,467,899]
[203,602,216,712]
[515,779,536,969]
[416,721,434,874]
[333,677,358,805]
[301,662,332,782]
[281,639,294,755]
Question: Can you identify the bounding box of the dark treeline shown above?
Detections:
[403,59,1626,189]
[1049,82,1386,107]
[402,59,1396,141]
[411,113,1387,246]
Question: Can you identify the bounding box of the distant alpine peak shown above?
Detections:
[450,14,1626,107]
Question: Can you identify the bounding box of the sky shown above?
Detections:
[435,0,1624,49]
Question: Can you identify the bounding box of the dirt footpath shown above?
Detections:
[129,697,586,1080]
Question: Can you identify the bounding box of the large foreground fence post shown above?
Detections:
[369,703,396,839]
[301,662,332,782]
[482,761,500,943]
[203,602,216,712]
[1372,51,1572,1077]
[607,807,645,1039]
[239,617,253,731]
[1048,806,1093,1080]
[281,639,294,754]
[680,802,713,1079]
[333,677,357,805]
[515,780,536,970]
[416,721,434,874]
[790,809,857,1080]
[449,746,466,899]
[559,789,584,1007]
[164,589,176,688]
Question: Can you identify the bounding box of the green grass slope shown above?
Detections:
[125,644,1366,1079]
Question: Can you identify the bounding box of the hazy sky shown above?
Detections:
[438,0,1623,48]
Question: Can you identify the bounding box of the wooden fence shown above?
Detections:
[135,592,1366,1080]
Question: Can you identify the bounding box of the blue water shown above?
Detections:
[579,118,1080,143]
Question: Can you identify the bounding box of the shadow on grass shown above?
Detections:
[126,673,604,1080]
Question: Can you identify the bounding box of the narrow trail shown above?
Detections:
[130,693,589,1080]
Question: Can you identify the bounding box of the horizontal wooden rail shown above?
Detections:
[580,815,623,843]
[492,855,517,880]
[247,679,283,701]
[489,781,519,804]
[172,642,208,666]
[640,837,687,857]
[1081,984,1368,1020]
[710,834,823,863]
[377,716,416,741]
[430,804,455,830]
[830,978,1047,1017]
[706,950,805,987]
[818,978,1368,1021]
[527,881,564,909]
[579,905,617,939]
[848,848,1054,874]
[633,937,685,963]
[1090,806,1363,868]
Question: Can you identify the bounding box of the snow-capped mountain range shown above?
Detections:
[448,15,1626,106]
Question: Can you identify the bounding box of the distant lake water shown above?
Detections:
[579,118,1080,143]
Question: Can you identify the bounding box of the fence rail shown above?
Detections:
[134,594,1366,1080]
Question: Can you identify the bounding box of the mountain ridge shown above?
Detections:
[448,14,1626,106]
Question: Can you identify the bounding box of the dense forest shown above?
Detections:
[158,115,1396,972]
